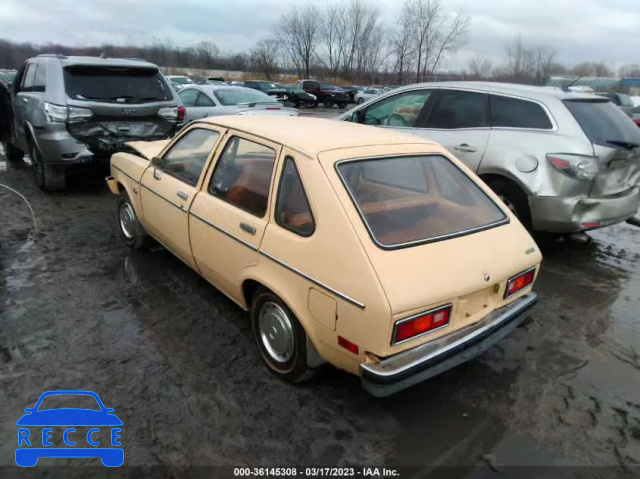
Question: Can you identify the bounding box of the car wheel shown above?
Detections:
[116,192,149,250]
[338,102,347,109]
[324,100,334,108]
[357,97,365,104]
[485,178,532,229]
[30,143,66,192]
[2,141,24,162]
[251,288,309,383]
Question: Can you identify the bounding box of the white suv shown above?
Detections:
[339,82,640,234]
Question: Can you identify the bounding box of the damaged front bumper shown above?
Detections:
[360,293,538,397]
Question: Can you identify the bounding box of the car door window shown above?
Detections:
[360,90,432,128]
[33,63,46,92]
[275,157,315,237]
[209,136,276,217]
[490,95,552,130]
[21,63,36,91]
[161,128,220,186]
[195,92,214,107]
[422,90,489,129]
[178,89,199,107]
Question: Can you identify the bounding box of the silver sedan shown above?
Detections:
[177,85,299,123]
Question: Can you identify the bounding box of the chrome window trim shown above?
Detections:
[140,183,185,211]
[391,303,453,346]
[334,154,510,251]
[259,251,366,310]
[189,211,258,252]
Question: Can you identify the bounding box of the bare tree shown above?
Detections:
[504,36,535,79]
[250,39,280,79]
[468,55,493,79]
[410,0,441,82]
[277,4,319,78]
[390,0,414,84]
[196,41,219,68]
[319,4,349,79]
[532,46,556,84]
[430,11,471,75]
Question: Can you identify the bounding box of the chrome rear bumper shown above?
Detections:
[360,292,538,397]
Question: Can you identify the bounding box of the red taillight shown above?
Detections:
[393,304,452,345]
[504,268,536,299]
[581,221,601,228]
[177,105,186,122]
[338,336,359,355]
[549,157,571,169]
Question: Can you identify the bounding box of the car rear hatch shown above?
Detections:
[331,151,541,356]
[564,99,640,197]
[63,64,178,155]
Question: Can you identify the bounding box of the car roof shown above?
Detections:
[394,81,605,102]
[193,116,436,156]
[46,55,160,69]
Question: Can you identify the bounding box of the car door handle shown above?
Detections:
[152,169,161,180]
[454,144,478,153]
[240,223,256,235]
[176,191,188,200]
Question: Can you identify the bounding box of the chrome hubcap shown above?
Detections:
[258,302,294,363]
[119,202,136,239]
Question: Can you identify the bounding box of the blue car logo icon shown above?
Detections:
[16,390,123,467]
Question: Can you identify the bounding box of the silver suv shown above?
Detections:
[1,55,183,191]
[339,82,640,234]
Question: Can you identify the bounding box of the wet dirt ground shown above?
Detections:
[1,119,640,477]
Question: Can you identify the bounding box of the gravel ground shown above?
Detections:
[1,115,640,477]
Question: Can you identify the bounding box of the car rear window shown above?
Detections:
[337,155,508,248]
[564,100,640,148]
[490,95,553,129]
[64,66,172,103]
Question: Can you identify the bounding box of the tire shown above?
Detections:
[251,288,309,383]
[2,141,23,162]
[116,193,149,250]
[338,102,347,109]
[324,99,334,109]
[30,143,66,192]
[485,177,532,229]
[357,97,365,104]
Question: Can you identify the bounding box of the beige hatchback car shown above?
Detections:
[106,117,542,396]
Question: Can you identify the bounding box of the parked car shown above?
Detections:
[355,88,382,104]
[341,86,364,103]
[243,80,287,101]
[166,75,194,91]
[0,55,184,191]
[297,80,349,108]
[0,69,16,87]
[106,116,541,396]
[339,82,640,234]
[177,85,298,123]
[595,92,635,117]
[281,85,316,108]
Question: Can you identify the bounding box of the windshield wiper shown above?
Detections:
[605,139,640,150]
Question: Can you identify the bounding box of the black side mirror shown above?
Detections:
[352,109,365,123]
[151,156,165,169]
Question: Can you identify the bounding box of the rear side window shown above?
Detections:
[178,88,199,107]
[490,95,552,130]
[337,155,507,248]
[64,66,172,102]
[161,128,220,186]
[33,63,46,92]
[422,90,489,129]
[275,157,315,237]
[195,93,214,107]
[564,100,640,148]
[209,137,276,217]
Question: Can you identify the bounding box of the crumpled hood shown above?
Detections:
[125,139,171,160]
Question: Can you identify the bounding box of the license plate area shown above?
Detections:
[457,288,491,319]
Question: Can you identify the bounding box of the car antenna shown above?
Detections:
[564,75,583,91]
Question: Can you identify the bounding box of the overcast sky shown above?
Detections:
[1,0,639,70]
